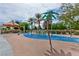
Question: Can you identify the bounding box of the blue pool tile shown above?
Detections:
[24,33,79,43]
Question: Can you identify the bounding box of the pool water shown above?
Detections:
[24,33,79,43]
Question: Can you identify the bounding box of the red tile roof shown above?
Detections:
[3,23,19,27]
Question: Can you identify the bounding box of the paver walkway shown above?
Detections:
[0,34,13,56]
[2,33,79,56]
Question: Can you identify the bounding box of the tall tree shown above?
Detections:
[35,13,41,33]
[59,3,75,36]
[19,22,29,32]
[42,10,58,52]
[28,18,35,33]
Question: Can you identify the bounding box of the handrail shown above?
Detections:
[25,30,79,32]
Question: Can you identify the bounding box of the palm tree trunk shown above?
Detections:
[47,21,52,52]
[38,21,40,34]
[31,23,32,34]
[51,20,52,35]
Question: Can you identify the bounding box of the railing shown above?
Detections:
[1,29,79,35]
[25,30,79,35]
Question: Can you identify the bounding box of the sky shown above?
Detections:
[0,3,61,24]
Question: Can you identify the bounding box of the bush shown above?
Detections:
[74,32,79,35]
[51,23,67,30]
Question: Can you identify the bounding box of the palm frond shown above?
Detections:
[52,14,57,19]
[42,14,47,20]
[52,11,59,15]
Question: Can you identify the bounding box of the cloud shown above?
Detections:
[0,3,61,23]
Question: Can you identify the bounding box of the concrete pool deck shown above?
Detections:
[2,33,79,56]
[0,34,13,56]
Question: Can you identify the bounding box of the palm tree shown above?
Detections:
[35,13,41,33]
[28,18,35,33]
[42,10,58,52]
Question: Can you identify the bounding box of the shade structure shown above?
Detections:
[3,23,19,27]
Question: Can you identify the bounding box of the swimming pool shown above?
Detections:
[24,33,79,43]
